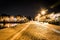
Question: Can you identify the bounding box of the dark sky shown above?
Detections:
[0,0,60,17]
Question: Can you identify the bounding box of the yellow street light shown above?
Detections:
[41,10,46,15]
[40,8,48,15]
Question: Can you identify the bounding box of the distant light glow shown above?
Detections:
[41,10,46,15]
[40,8,48,15]
[35,13,41,21]
[50,13,60,21]
[50,12,55,19]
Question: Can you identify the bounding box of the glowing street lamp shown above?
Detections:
[35,8,48,21]
[41,10,46,15]
[40,9,48,15]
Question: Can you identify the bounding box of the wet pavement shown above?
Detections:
[0,21,60,40]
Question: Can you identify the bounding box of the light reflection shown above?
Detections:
[0,23,18,28]
[0,23,20,28]
[0,15,27,22]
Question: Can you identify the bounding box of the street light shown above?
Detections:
[35,8,48,22]
[41,10,46,15]
[40,8,48,15]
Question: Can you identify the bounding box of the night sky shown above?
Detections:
[0,0,60,17]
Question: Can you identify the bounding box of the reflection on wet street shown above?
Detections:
[0,23,19,28]
[10,21,60,40]
[0,21,60,40]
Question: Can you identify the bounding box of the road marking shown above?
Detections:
[10,22,31,40]
[8,21,60,40]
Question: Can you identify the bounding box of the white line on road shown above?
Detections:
[10,22,31,40]
[9,21,60,40]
